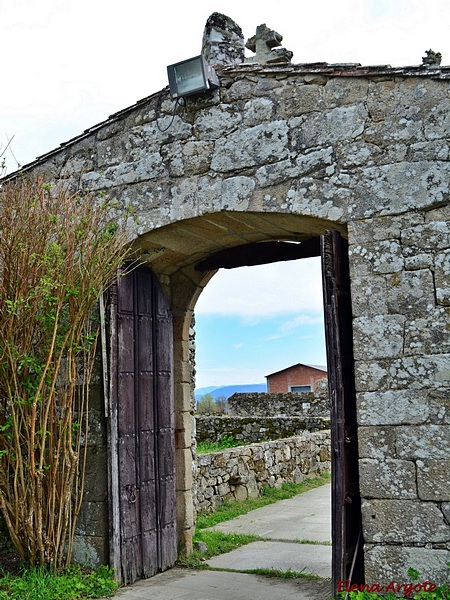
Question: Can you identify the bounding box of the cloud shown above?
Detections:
[264,314,323,341]
[279,314,323,333]
[195,257,323,317]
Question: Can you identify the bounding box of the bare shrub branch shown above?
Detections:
[0,175,133,569]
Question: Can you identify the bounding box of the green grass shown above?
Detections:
[196,472,331,530]
[333,587,450,600]
[237,567,321,580]
[206,566,321,580]
[178,531,261,568]
[0,564,117,600]
[196,435,243,454]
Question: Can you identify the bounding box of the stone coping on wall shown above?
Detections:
[6,61,450,180]
[227,391,330,417]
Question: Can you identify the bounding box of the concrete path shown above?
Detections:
[206,483,331,541]
[115,567,332,599]
[206,540,331,578]
[205,483,331,578]
[115,483,332,600]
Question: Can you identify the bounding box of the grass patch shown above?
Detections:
[333,587,450,599]
[196,472,331,530]
[238,567,321,580]
[196,435,243,454]
[288,539,332,546]
[0,565,117,600]
[204,566,321,580]
[179,531,261,568]
[194,531,260,556]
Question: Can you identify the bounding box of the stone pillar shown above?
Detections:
[349,211,450,585]
[172,307,195,555]
[202,13,245,65]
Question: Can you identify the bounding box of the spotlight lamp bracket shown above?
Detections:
[167,54,220,99]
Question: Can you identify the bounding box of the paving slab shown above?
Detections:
[206,483,331,543]
[115,567,333,600]
[206,540,331,577]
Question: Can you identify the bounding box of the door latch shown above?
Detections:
[125,484,137,504]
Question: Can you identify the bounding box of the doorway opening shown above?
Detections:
[194,255,331,578]
[194,257,326,397]
[192,231,364,591]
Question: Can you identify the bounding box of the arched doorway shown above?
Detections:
[108,212,364,589]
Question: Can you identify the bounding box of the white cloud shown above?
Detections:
[264,314,323,341]
[195,257,323,317]
[279,314,323,333]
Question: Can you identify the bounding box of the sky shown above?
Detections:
[194,258,326,389]
[2,0,450,388]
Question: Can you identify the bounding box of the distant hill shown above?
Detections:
[195,384,266,400]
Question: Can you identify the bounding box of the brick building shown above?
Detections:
[266,363,327,393]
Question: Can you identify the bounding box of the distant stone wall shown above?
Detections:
[228,391,329,418]
[196,415,330,444]
[194,431,331,512]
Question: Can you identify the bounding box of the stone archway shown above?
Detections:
[5,21,450,585]
[130,211,359,587]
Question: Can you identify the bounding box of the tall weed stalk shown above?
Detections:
[0,176,132,569]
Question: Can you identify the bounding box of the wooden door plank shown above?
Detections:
[107,281,121,578]
[117,270,143,583]
[321,230,364,592]
[152,277,176,572]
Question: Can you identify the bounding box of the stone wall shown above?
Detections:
[196,415,329,444]
[194,431,331,512]
[72,384,109,566]
[228,391,329,418]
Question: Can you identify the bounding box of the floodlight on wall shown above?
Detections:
[167,55,220,99]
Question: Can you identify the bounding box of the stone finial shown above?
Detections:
[245,24,293,65]
[422,49,442,67]
[202,13,245,65]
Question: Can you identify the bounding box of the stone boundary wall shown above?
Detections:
[195,415,330,444]
[228,391,329,417]
[194,430,331,512]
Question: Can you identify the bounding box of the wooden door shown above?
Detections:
[108,265,177,585]
[321,231,364,592]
